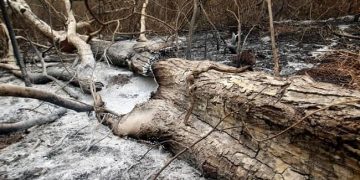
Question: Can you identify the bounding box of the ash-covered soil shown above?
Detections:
[176,16,360,76]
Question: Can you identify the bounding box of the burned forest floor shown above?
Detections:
[177,15,359,89]
[0,16,359,179]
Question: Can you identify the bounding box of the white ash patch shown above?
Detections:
[310,42,337,59]
[338,24,350,31]
[260,36,270,43]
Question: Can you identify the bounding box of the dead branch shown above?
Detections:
[0,108,67,134]
[0,84,93,112]
[333,30,360,40]
[63,0,97,93]
[27,38,80,99]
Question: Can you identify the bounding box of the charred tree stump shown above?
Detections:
[103,59,360,179]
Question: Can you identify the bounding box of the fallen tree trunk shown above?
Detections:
[103,59,360,179]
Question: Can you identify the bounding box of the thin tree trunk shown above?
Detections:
[0,0,31,86]
[266,0,280,76]
[138,0,149,42]
[185,0,199,60]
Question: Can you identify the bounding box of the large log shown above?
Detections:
[104,59,360,179]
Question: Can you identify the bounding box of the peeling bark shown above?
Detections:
[104,59,360,179]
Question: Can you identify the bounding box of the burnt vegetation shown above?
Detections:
[0,0,360,179]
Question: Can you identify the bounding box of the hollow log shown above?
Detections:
[104,59,360,179]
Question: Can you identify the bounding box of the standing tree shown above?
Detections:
[138,0,149,42]
[185,0,199,60]
[266,0,280,76]
[0,0,31,86]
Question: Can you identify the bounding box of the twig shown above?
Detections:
[55,124,89,147]
[15,36,49,49]
[240,25,256,53]
[18,108,46,115]
[199,3,224,50]
[133,12,176,32]
[27,34,80,99]
[126,140,186,175]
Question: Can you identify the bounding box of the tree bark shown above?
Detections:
[103,59,360,179]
